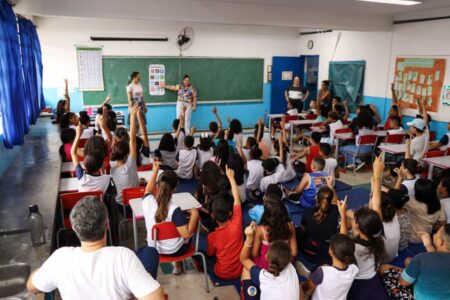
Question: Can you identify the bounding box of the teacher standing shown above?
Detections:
[285,76,309,112]
[163,74,197,134]
[127,71,148,126]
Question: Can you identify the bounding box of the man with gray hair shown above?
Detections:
[27,196,164,300]
[380,224,450,299]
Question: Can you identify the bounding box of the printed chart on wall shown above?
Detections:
[149,64,165,96]
[76,47,104,91]
[393,58,446,112]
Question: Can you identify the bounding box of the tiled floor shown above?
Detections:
[126,130,373,300]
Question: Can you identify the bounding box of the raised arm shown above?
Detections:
[370,104,381,124]
[226,166,240,205]
[145,161,160,194]
[64,79,70,111]
[393,165,404,190]
[369,156,384,218]
[391,83,399,106]
[240,222,257,271]
[343,99,349,120]
[338,197,348,235]
[256,119,264,143]
[420,98,428,126]
[137,105,150,150]
[212,106,222,138]
[236,141,247,167]
[101,95,112,108]
[70,124,84,167]
[98,116,112,149]
[129,103,138,159]
[174,110,185,139]
[405,138,412,159]
[162,83,179,91]
[278,136,285,163]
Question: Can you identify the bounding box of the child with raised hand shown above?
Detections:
[370,155,400,263]
[252,196,297,270]
[172,107,186,151]
[255,119,271,160]
[60,112,79,130]
[206,166,244,280]
[319,143,339,186]
[141,161,200,275]
[274,131,296,183]
[59,128,81,162]
[175,135,197,179]
[79,111,95,139]
[155,111,185,170]
[392,158,419,198]
[302,234,359,300]
[110,103,140,216]
[209,106,223,141]
[338,195,389,300]
[291,131,322,174]
[55,78,70,124]
[240,222,301,300]
[71,123,111,194]
[195,133,214,176]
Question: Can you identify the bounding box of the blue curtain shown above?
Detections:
[18,17,44,125]
[329,61,366,113]
[0,0,27,148]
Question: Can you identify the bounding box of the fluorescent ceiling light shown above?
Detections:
[358,0,422,5]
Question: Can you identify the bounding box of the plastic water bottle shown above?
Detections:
[87,106,93,117]
[28,205,45,246]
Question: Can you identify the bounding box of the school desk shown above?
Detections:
[129,193,202,250]
[423,155,450,179]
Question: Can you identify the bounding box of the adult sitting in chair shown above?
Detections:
[27,196,164,300]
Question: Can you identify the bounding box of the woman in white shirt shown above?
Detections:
[127,71,148,127]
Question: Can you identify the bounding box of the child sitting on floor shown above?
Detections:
[320,143,339,186]
[176,135,197,179]
[209,106,223,141]
[249,184,283,225]
[285,157,328,208]
[260,157,284,194]
[240,222,301,300]
[302,234,359,300]
[206,167,244,280]
[291,131,322,174]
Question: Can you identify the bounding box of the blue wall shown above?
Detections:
[363,95,449,139]
[44,83,272,133]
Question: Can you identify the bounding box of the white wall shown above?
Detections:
[298,20,450,122]
[35,16,300,89]
[298,30,392,99]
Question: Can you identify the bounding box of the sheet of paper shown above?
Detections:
[409,94,414,103]
[413,72,418,82]
[427,97,432,106]
[403,73,408,82]
[427,75,433,85]
[416,86,422,95]
[410,84,416,93]
[419,74,425,84]
[422,88,427,97]
[408,72,413,81]
[435,71,440,81]
[402,92,408,102]
[428,86,433,96]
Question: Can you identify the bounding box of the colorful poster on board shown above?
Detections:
[149,64,165,96]
[393,58,446,112]
[442,86,450,107]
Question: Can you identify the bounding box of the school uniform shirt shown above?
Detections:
[354,242,377,280]
[383,216,400,263]
[387,127,404,135]
[173,130,185,152]
[247,159,265,190]
[154,149,177,170]
[242,147,251,162]
[207,204,243,280]
[196,148,214,170]
[75,164,111,194]
[260,162,285,193]
[441,197,450,223]
[31,246,160,300]
[233,133,244,146]
[310,264,359,300]
[80,127,95,140]
[142,193,188,254]
[410,131,429,162]
[405,197,446,243]
[280,153,296,183]
[300,171,328,209]
[176,148,197,179]
[401,252,450,300]
[328,119,344,145]
[110,156,140,205]
[301,205,339,244]
[323,157,338,186]
[250,263,299,300]
[438,133,450,150]
[285,108,299,130]
[400,177,418,199]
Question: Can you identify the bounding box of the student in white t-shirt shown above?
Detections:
[111,103,140,216]
[142,162,200,275]
[320,111,344,146]
[386,116,404,135]
[437,176,450,223]
[393,158,419,199]
[195,133,214,173]
[238,145,264,192]
[240,222,301,300]
[176,135,197,179]
[71,123,111,194]
[79,111,95,139]
[319,143,340,186]
[260,157,284,193]
[406,118,429,162]
[27,196,164,300]
[302,234,359,300]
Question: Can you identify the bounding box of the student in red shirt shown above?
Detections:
[292,131,322,173]
[207,166,244,280]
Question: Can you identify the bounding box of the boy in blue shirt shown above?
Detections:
[381,224,450,300]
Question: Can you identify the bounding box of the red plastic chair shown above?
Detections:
[312,122,323,128]
[344,134,378,174]
[429,131,437,142]
[424,149,446,158]
[78,139,88,148]
[446,148,450,156]
[118,186,147,242]
[335,127,352,134]
[273,115,299,129]
[57,191,104,247]
[306,114,317,120]
[384,133,406,144]
[152,222,209,292]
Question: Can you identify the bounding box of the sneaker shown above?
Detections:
[172,263,184,275]
[355,162,366,171]
[346,164,356,169]
[295,261,311,279]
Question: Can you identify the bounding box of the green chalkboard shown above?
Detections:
[82,56,264,106]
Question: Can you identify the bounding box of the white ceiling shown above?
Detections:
[14,0,450,31]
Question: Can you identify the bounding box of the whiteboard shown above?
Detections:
[76,47,104,91]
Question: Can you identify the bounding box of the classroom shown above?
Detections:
[1,0,450,299]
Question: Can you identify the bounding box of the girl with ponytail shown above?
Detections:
[141,161,200,275]
[302,234,359,300]
[299,184,339,266]
[240,222,301,300]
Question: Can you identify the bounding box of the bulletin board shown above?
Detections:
[393,58,446,112]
